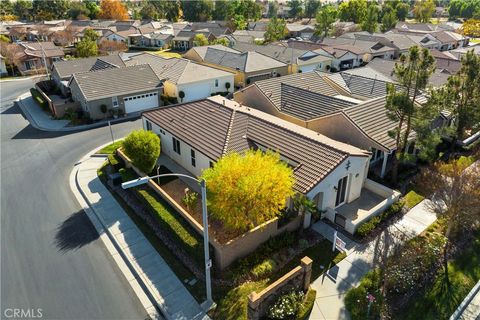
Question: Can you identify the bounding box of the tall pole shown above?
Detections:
[108,120,114,143]
[201,179,213,306]
[37,39,49,78]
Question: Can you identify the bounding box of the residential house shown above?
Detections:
[231,30,266,44]
[340,32,417,58]
[9,41,64,76]
[124,53,235,102]
[172,31,216,51]
[184,45,288,87]
[430,30,469,51]
[367,57,452,88]
[449,44,480,59]
[142,95,400,234]
[300,46,365,71]
[234,73,417,178]
[232,42,331,73]
[320,37,397,60]
[51,54,125,94]
[69,64,163,120]
[286,24,315,39]
[128,33,173,49]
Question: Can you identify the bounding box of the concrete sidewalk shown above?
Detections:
[17,93,140,132]
[72,155,209,320]
[309,200,437,320]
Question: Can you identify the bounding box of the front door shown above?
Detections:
[335,176,348,207]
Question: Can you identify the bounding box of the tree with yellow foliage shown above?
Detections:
[200,150,295,232]
[99,0,128,20]
[462,19,480,37]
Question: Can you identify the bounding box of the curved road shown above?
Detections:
[1,78,147,319]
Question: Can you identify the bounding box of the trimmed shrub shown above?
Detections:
[296,289,316,320]
[30,88,49,111]
[108,154,122,172]
[356,200,405,237]
[136,188,204,264]
[251,259,276,278]
[267,290,304,320]
[122,129,160,174]
[345,270,383,320]
[356,216,381,237]
[119,167,137,182]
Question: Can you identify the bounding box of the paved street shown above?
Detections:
[1,78,148,319]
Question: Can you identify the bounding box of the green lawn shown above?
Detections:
[400,230,480,320]
[403,190,424,209]
[96,141,123,154]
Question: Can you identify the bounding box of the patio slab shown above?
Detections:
[336,189,385,223]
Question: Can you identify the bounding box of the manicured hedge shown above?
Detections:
[296,289,317,320]
[30,88,49,111]
[356,200,405,237]
[135,188,204,264]
[108,154,122,172]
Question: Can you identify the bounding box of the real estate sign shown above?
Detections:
[332,231,346,253]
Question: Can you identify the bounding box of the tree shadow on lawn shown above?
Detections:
[54,210,100,253]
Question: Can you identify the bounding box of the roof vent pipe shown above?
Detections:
[223,99,225,106]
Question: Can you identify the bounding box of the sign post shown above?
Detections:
[333,231,346,253]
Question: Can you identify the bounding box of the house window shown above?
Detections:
[215,79,219,87]
[112,97,118,107]
[209,161,214,168]
[191,149,196,167]
[172,137,181,155]
[24,60,34,70]
[145,120,152,131]
[335,176,348,207]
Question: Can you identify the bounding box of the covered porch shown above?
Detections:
[325,179,401,234]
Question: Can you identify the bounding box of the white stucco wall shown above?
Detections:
[143,118,214,177]
[164,74,234,102]
[306,156,369,211]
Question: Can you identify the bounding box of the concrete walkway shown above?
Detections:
[450,281,480,320]
[17,93,140,132]
[72,155,209,320]
[309,200,437,320]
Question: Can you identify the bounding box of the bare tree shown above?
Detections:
[0,42,22,75]
[52,26,76,47]
[419,157,480,287]
[98,39,127,54]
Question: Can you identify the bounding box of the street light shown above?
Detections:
[122,173,214,310]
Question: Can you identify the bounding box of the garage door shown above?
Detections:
[182,83,212,102]
[124,92,159,113]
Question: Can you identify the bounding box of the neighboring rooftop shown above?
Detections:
[71,64,162,101]
[19,41,64,58]
[53,54,125,79]
[232,42,308,64]
[341,96,416,150]
[242,72,357,120]
[199,47,287,72]
[124,52,234,84]
[143,96,369,193]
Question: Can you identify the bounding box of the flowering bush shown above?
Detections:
[267,290,304,319]
[385,233,445,294]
